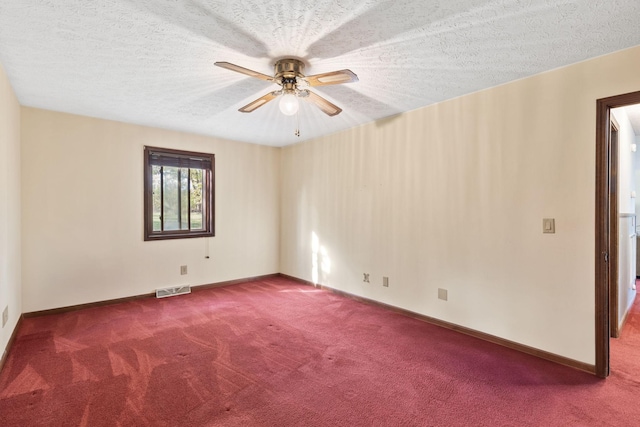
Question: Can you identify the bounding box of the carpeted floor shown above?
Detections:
[1,276,639,426]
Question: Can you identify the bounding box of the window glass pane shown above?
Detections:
[163,167,180,231]
[180,168,189,230]
[152,166,162,231]
[190,169,204,230]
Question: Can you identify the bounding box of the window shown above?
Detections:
[144,146,214,241]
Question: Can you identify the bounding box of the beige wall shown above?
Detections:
[613,108,636,215]
[21,108,280,312]
[280,46,640,365]
[0,63,21,358]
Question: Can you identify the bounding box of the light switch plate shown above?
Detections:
[543,218,555,234]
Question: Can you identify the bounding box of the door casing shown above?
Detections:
[595,90,640,378]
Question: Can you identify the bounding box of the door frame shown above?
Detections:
[609,117,619,339]
[595,90,640,378]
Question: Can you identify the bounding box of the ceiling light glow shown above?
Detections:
[279,93,299,116]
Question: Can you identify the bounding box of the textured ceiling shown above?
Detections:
[1,1,640,147]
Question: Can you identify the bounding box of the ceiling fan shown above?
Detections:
[214,59,358,117]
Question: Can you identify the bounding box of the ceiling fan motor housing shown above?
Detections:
[275,59,305,87]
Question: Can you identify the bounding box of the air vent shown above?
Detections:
[156,285,191,298]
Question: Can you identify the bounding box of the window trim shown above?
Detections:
[143,146,215,241]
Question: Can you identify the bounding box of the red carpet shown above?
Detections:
[1,276,639,426]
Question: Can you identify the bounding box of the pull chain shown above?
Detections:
[294,109,300,137]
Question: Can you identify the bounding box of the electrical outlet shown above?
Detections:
[363,273,370,283]
[2,306,8,328]
[180,265,188,275]
[438,288,448,301]
[383,277,389,287]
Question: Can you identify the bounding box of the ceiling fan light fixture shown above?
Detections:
[216,59,358,117]
[279,92,299,116]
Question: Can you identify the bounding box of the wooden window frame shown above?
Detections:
[143,146,215,241]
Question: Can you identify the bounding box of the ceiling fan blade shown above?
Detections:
[303,69,358,87]
[214,62,274,82]
[305,91,342,116]
[238,92,279,113]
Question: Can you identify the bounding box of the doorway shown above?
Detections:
[595,90,640,378]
